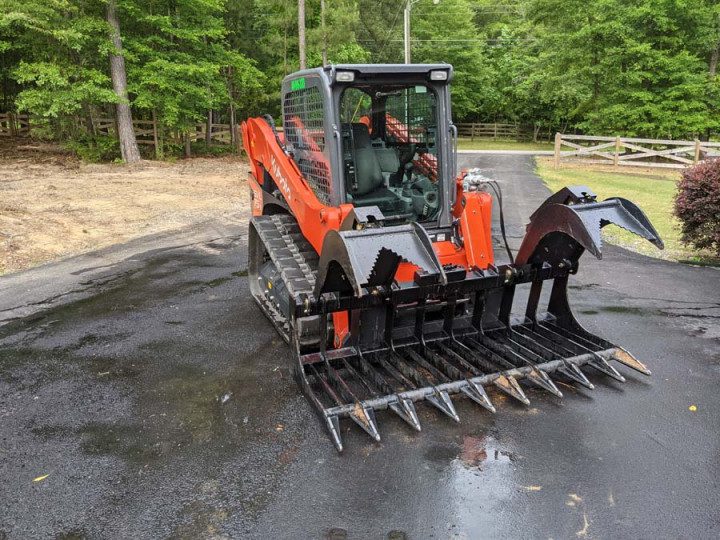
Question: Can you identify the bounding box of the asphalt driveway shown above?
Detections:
[1,155,718,539]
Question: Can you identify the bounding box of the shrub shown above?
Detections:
[66,135,121,163]
[675,158,720,256]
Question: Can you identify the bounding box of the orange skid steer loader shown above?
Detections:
[242,64,662,451]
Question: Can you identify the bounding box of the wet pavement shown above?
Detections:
[1,155,719,539]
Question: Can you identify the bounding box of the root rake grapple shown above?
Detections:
[242,64,663,451]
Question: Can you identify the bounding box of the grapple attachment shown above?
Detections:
[291,187,662,451]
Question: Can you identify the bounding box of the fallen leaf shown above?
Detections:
[522,485,543,492]
[689,405,697,412]
[33,474,49,483]
[275,424,284,432]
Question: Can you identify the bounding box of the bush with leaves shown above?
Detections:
[675,159,720,256]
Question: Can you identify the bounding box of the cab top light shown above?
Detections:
[430,70,448,81]
[336,71,355,82]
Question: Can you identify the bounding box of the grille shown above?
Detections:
[283,87,332,205]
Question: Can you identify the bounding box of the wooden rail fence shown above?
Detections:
[554,133,720,169]
[0,113,31,137]
[93,117,240,152]
[456,122,532,141]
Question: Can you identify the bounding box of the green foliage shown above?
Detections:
[66,134,121,162]
[1,0,718,156]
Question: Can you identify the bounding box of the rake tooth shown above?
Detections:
[325,415,343,452]
[559,362,595,389]
[612,347,651,376]
[462,379,496,413]
[493,374,530,405]
[349,403,381,442]
[526,367,563,398]
[588,356,626,382]
[427,390,460,422]
[390,397,422,432]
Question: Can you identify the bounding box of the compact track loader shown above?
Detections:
[242,64,663,451]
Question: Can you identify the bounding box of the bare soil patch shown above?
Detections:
[0,138,248,274]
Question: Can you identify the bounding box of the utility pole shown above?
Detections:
[404,0,439,64]
[403,1,411,64]
[298,0,306,70]
[321,0,327,66]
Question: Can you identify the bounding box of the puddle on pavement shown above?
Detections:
[457,434,518,470]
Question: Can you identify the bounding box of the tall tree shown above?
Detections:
[107,0,140,162]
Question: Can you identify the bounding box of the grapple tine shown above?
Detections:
[427,390,460,422]
[390,397,422,432]
[350,404,381,442]
[463,379,496,413]
[325,415,343,452]
[493,374,530,405]
[588,356,626,382]
[612,347,652,376]
[525,367,563,398]
[558,362,595,389]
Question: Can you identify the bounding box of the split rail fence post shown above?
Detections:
[614,136,621,167]
[694,139,701,163]
[235,124,243,154]
[152,110,159,158]
[554,132,562,168]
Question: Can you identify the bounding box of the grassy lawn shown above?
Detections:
[535,158,718,265]
[457,138,555,151]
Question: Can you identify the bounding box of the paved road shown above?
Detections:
[1,155,718,539]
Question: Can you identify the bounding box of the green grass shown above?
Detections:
[535,158,719,265]
[457,138,555,151]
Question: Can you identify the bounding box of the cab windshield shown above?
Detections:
[339,84,440,223]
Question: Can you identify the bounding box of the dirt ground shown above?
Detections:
[0,138,249,275]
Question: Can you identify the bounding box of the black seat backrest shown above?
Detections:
[349,123,383,196]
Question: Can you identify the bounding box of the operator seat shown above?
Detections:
[347,123,401,211]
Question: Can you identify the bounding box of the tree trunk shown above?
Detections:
[710,45,719,78]
[107,0,141,163]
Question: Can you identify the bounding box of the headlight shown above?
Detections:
[336,71,355,82]
[429,70,448,81]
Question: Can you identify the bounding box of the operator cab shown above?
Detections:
[339,84,440,223]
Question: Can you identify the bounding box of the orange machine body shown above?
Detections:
[242,116,494,347]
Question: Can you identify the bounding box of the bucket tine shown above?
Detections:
[390,397,422,432]
[612,347,651,376]
[389,351,460,422]
[350,404,381,442]
[558,362,595,389]
[493,374,530,405]
[525,367,563,398]
[324,361,382,442]
[427,390,460,422]
[464,379,496,413]
[353,354,422,432]
[487,331,564,398]
[588,356,626,382]
[325,415,343,452]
